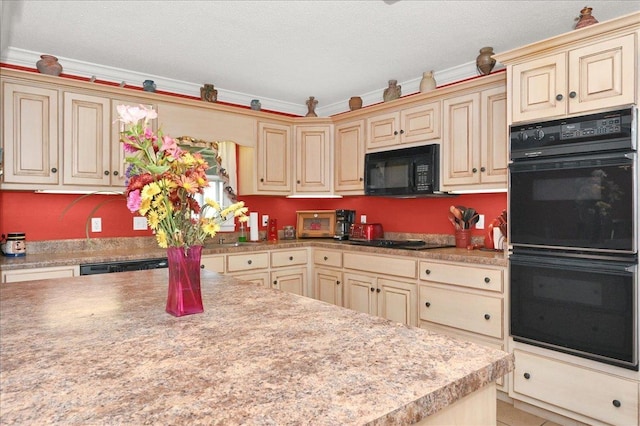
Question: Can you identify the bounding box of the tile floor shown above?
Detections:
[497,400,563,426]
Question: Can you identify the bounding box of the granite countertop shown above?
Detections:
[0,237,507,272]
[0,270,513,425]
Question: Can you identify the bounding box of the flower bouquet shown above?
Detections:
[117,104,248,316]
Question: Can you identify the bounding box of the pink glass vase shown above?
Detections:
[166,245,204,317]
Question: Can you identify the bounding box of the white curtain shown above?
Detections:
[217,141,237,203]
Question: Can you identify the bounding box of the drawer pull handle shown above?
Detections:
[472,167,478,173]
[484,314,491,320]
[556,94,563,101]
[247,260,252,265]
[113,170,119,176]
[480,166,486,172]
[425,269,431,275]
[104,170,110,176]
[484,277,490,283]
[324,256,328,261]
[289,256,294,261]
[394,130,399,135]
[569,91,577,99]
[51,167,58,173]
[200,264,205,269]
[425,302,431,307]
[273,280,277,285]
[376,288,381,293]
[370,287,375,292]
[613,400,621,408]
[524,372,531,380]
[336,281,341,285]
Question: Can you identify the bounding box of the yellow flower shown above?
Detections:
[142,182,161,199]
[147,210,160,229]
[205,198,220,210]
[202,221,220,236]
[138,196,152,216]
[155,229,168,248]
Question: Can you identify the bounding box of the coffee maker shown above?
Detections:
[334,209,356,240]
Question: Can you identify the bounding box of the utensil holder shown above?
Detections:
[455,229,471,248]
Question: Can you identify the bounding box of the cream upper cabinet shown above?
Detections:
[1,80,60,187]
[497,22,638,123]
[156,102,257,146]
[440,79,507,191]
[366,101,440,151]
[111,97,157,189]
[333,119,365,194]
[62,92,112,187]
[294,124,332,194]
[239,121,292,195]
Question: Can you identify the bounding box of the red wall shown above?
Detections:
[0,190,505,241]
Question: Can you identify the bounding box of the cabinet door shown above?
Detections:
[111,98,157,188]
[366,111,399,150]
[378,278,417,326]
[400,101,441,144]
[271,267,306,296]
[63,92,111,186]
[568,33,636,114]
[334,120,365,194]
[201,255,225,273]
[344,272,376,316]
[2,82,59,185]
[479,86,508,185]
[511,53,566,123]
[315,267,343,306]
[442,92,481,187]
[257,122,291,193]
[294,125,331,193]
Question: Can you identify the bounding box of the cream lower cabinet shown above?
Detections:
[270,248,309,296]
[200,254,225,273]
[313,249,343,306]
[418,260,506,389]
[343,252,418,326]
[1,80,60,187]
[226,251,270,286]
[1,265,80,283]
[511,349,639,425]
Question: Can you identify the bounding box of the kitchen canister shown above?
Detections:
[1,232,26,257]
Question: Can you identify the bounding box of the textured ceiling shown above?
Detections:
[1,1,638,115]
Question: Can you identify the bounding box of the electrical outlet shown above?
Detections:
[91,217,102,233]
[360,215,367,224]
[262,215,269,227]
[476,214,485,230]
[133,216,148,230]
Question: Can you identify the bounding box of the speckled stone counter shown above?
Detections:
[0,236,507,272]
[0,270,513,425]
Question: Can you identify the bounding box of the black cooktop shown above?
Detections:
[346,239,454,250]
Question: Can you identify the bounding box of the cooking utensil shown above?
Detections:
[448,212,461,230]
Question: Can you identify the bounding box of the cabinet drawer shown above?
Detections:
[513,350,639,425]
[271,249,308,267]
[344,252,416,279]
[313,249,342,268]
[419,285,503,338]
[1,265,79,283]
[227,252,269,272]
[419,261,503,292]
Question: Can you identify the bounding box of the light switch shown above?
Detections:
[91,217,102,233]
[476,214,485,230]
[360,215,367,223]
[262,215,269,227]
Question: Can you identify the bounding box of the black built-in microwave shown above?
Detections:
[364,144,440,197]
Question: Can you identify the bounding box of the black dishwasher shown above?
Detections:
[80,258,168,275]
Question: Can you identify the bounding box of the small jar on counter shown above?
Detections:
[283,226,296,240]
[1,232,26,257]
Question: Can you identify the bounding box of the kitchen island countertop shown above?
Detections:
[0,269,513,425]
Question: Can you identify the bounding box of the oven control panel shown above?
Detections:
[510,107,635,159]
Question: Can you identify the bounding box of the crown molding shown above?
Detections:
[2,47,502,118]
[1,47,307,116]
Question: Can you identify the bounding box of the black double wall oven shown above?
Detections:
[509,107,638,370]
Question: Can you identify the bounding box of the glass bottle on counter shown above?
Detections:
[238,222,247,242]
